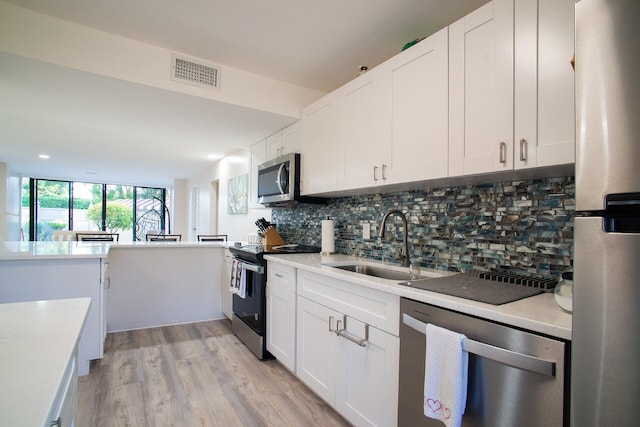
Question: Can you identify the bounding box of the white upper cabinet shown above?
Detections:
[514,0,575,169]
[383,27,449,184]
[450,0,575,177]
[300,0,575,195]
[249,138,267,208]
[301,92,342,195]
[449,0,515,176]
[266,131,283,161]
[340,66,388,189]
[266,121,304,161]
[303,27,450,194]
[281,121,303,157]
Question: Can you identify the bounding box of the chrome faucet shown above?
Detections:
[378,209,410,267]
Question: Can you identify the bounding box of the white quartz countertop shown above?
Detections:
[264,253,572,341]
[0,240,234,261]
[0,298,91,427]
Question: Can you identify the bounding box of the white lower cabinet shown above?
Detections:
[336,316,399,427]
[296,270,399,427]
[48,356,78,427]
[221,249,233,320]
[266,262,297,372]
[296,295,337,403]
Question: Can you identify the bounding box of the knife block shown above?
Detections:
[263,227,286,246]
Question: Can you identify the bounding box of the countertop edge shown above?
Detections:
[0,241,234,261]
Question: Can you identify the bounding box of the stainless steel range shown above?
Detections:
[228,243,319,360]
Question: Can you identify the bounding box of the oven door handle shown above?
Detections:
[402,313,556,377]
[235,261,264,275]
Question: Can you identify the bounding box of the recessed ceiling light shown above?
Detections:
[39,154,50,159]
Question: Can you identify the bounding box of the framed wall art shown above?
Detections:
[227,173,248,215]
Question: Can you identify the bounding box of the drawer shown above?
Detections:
[298,269,400,336]
[268,262,296,294]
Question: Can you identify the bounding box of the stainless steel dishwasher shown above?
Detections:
[399,297,569,426]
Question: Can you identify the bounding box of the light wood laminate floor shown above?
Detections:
[78,319,350,427]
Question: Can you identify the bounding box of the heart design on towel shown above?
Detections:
[426,398,451,419]
[426,398,441,412]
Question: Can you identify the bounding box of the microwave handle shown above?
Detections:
[276,163,286,194]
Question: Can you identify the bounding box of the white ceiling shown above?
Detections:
[0,0,489,188]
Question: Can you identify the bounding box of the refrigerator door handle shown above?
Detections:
[402,313,556,377]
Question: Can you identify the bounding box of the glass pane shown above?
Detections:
[106,184,134,242]
[36,180,69,241]
[21,178,30,241]
[72,182,103,232]
[135,187,166,241]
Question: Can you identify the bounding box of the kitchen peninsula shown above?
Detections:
[0,240,230,375]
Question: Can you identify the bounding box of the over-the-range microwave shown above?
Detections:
[257,153,326,207]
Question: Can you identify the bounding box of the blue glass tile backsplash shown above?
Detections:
[271,176,574,279]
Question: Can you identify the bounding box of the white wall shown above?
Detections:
[172,179,189,239]
[0,162,6,241]
[0,163,22,241]
[188,150,271,241]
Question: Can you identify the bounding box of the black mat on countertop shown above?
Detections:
[399,274,544,305]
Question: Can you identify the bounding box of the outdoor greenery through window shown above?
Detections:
[22,178,168,242]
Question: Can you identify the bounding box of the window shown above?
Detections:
[23,178,167,241]
[34,179,70,241]
[134,187,168,241]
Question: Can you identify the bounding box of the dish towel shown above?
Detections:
[424,323,469,427]
[230,259,246,299]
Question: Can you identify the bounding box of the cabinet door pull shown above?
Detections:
[519,138,528,161]
[334,315,368,347]
[373,166,379,181]
[275,273,284,278]
[499,141,507,164]
[336,321,369,348]
[381,164,387,180]
[329,316,335,332]
[50,418,61,427]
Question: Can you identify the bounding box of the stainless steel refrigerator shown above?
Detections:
[572,0,640,425]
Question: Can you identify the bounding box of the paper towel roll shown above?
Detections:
[321,219,335,254]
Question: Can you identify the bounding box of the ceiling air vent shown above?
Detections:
[171,54,221,90]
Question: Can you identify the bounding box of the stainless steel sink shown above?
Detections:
[333,264,413,281]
